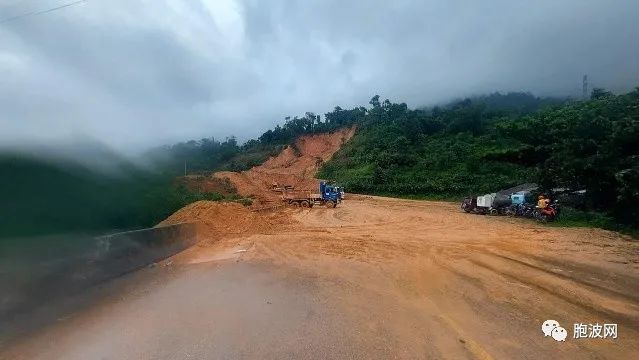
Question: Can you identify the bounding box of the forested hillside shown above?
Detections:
[427,92,567,115]
[319,89,639,229]
[0,109,361,237]
[150,110,363,174]
[3,90,636,238]
[0,155,229,238]
[156,92,561,176]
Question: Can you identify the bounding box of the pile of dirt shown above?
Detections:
[214,127,356,205]
[156,128,354,238]
[157,201,287,240]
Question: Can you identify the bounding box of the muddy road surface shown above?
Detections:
[2,196,638,359]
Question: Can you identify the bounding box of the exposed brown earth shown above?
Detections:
[213,127,355,206]
[4,196,638,359]
[157,200,292,239]
[3,128,637,359]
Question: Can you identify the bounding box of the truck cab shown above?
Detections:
[320,182,342,203]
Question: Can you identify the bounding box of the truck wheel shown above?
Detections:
[300,200,310,208]
[292,201,300,208]
[326,200,336,208]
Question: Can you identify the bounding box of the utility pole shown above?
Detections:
[582,75,588,100]
[184,160,186,176]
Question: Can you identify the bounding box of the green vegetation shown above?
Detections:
[423,91,567,115]
[0,107,360,238]
[2,90,636,238]
[0,154,237,238]
[496,89,639,226]
[152,110,363,174]
[548,207,616,229]
[319,90,639,231]
[151,136,244,174]
[0,102,362,238]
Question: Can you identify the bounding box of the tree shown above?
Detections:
[591,88,612,100]
[369,95,381,108]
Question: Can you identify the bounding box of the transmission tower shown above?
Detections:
[582,75,588,100]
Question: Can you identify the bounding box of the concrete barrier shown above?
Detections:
[0,223,198,341]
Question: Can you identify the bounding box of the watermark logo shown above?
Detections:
[542,319,567,341]
[542,320,618,342]
[552,326,568,342]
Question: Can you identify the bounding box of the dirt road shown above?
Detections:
[2,197,638,359]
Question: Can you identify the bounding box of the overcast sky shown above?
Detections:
[1,0,639,152]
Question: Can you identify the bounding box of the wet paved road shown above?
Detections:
[1,260,397,360]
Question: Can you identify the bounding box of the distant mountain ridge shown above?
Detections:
[421,91,569,115]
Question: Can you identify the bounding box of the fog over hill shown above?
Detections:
[1,0,638,153]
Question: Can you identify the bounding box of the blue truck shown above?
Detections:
[282,181,343,208]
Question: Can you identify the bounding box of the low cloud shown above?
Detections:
[1,0,638,152]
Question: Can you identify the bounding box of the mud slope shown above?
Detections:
[214,127,355,204]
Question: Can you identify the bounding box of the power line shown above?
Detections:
[0,0,87,24]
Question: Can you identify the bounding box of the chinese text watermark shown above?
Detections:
[542,320,618,342]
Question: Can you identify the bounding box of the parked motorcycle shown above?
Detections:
[505,203,536,218]
[505,205,518,217]
[523,203,536,218]
[534,201,560,222]
[461,197,476,213]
